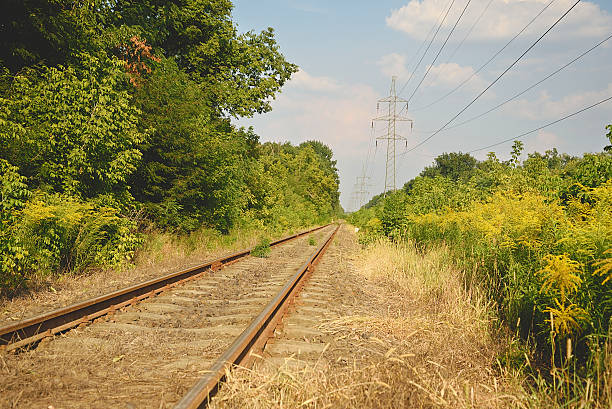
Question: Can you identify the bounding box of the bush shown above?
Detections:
[0,160,31,292]
[350,137,612,403]
[16,194,142,276]
[0,189,142,294]
[251,238,271,258]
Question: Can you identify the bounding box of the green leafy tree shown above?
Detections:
[419,152,478,181]
[510,140,524,167]
[0,0,102,72]
[298,141,340,212]
[0,53,144,199]
[105,0,297,117]
[129,58,256,231]
[244,142,340,230]
[381,191,407,239]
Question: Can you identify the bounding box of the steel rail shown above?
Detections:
[174,224,340,409]
[0,224,331,351]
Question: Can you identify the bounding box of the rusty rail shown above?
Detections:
[174,223,340,409]
[0,224,330,351]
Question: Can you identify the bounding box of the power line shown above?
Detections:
[398,0,457,96]
[362,122,376,179]
[406,0,473,105]
[410,0,557,112]
[400,0,454,85]
[401,0,582,156]
[414,31,612,134]
[443,0,494,63]
[407,0,493,110]
[467,95,612,153]
[436,32,612,132]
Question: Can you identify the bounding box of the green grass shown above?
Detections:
[251,238,271,258]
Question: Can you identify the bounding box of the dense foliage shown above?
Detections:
[350,135,612,402]
[0,1,340,294]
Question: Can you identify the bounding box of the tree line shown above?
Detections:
[0,1,341,293]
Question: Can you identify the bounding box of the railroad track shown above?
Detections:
[0,223,340,408]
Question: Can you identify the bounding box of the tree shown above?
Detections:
[0,0,102,73]
[381,191,407,238]
[510,140,524,167]
[104,0,297,117]
[420,152,478,181]
[605,124,612,152]
[128,58,258,231]
[0,53,143,199]
[299,141,340,210]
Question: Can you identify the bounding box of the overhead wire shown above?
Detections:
[400,0,582,157]
[400,0,453,85]
[361,118,388,205]
[410,0,557,112]
[467,95,612,153]
[443,0,494,63]
[413,32,612,134]
[405,0,474,105]
[398,0,457,96]
[399,0,493,109]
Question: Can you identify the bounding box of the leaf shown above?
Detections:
[112,354,125,363]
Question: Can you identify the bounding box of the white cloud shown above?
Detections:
[422,62,487,90]
[241,69,379,156]
[377,53,411,79]
[239,71,380,210]
[287,69,341,92]
[524,129,562,152]
[504,83,612,120]
[387,0,612,41]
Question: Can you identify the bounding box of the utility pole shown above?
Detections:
[350,156,373,212]
[349,189,359,213]
[351,173,370,211]
[355,162,371,208]
[373,76,413,195]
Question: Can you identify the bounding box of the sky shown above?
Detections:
[231,0,612,211]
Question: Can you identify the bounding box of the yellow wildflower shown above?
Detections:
[538,254,582,299]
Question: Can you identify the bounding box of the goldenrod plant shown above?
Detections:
[350,135,612,406]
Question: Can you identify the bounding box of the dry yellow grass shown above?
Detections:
[209,230,523,409]
[0,225,275,325]
[209,232,612,409]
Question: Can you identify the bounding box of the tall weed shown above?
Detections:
[349,142,612,406]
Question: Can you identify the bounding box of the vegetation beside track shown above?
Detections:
[0,1,342,295]
[210,226,513,409]
[349,131,612,407]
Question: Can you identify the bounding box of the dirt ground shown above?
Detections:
[0,226,313,327]
[0,227,335,408]
[0,224,523,408]
[210,224,520,409]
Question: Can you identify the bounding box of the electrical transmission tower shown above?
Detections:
[373,76,413,195]
[352,172,371,210]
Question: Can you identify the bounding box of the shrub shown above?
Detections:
[251,238,271,258]
[350,139,612,403]
[0,160,31,292]
[16,194,142,276]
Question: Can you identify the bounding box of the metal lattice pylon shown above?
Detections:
[373,77,413,195]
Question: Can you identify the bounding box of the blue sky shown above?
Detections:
[232,0,612,211]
